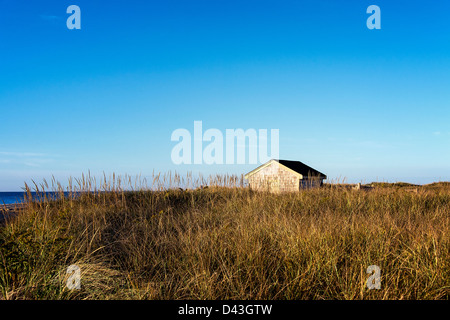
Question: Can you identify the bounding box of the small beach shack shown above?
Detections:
[244,159,327,192]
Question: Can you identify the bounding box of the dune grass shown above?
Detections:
[0,173,449,299]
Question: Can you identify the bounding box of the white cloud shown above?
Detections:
[0,152,59,168]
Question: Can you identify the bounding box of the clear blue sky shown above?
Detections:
[1,0,450,190]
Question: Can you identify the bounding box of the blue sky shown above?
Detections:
[1,0,450,190]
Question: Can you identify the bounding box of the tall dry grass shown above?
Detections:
[0,173,449,299]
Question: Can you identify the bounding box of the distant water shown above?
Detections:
[0,192,26,205]
[0,192,75,205]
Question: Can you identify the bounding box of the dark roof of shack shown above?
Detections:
[276,160,327,179]
[245,159,327,179]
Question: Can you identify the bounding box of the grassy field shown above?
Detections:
[0,174,449,300]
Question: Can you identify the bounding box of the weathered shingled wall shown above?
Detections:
[248,161,300,192]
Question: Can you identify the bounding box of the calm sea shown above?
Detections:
[0,192,73,205]
[0,192,27,205]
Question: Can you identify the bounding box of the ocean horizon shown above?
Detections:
[0,192,78,205]
[0,192,27,205]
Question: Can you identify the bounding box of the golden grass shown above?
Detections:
[0,173,449,299]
